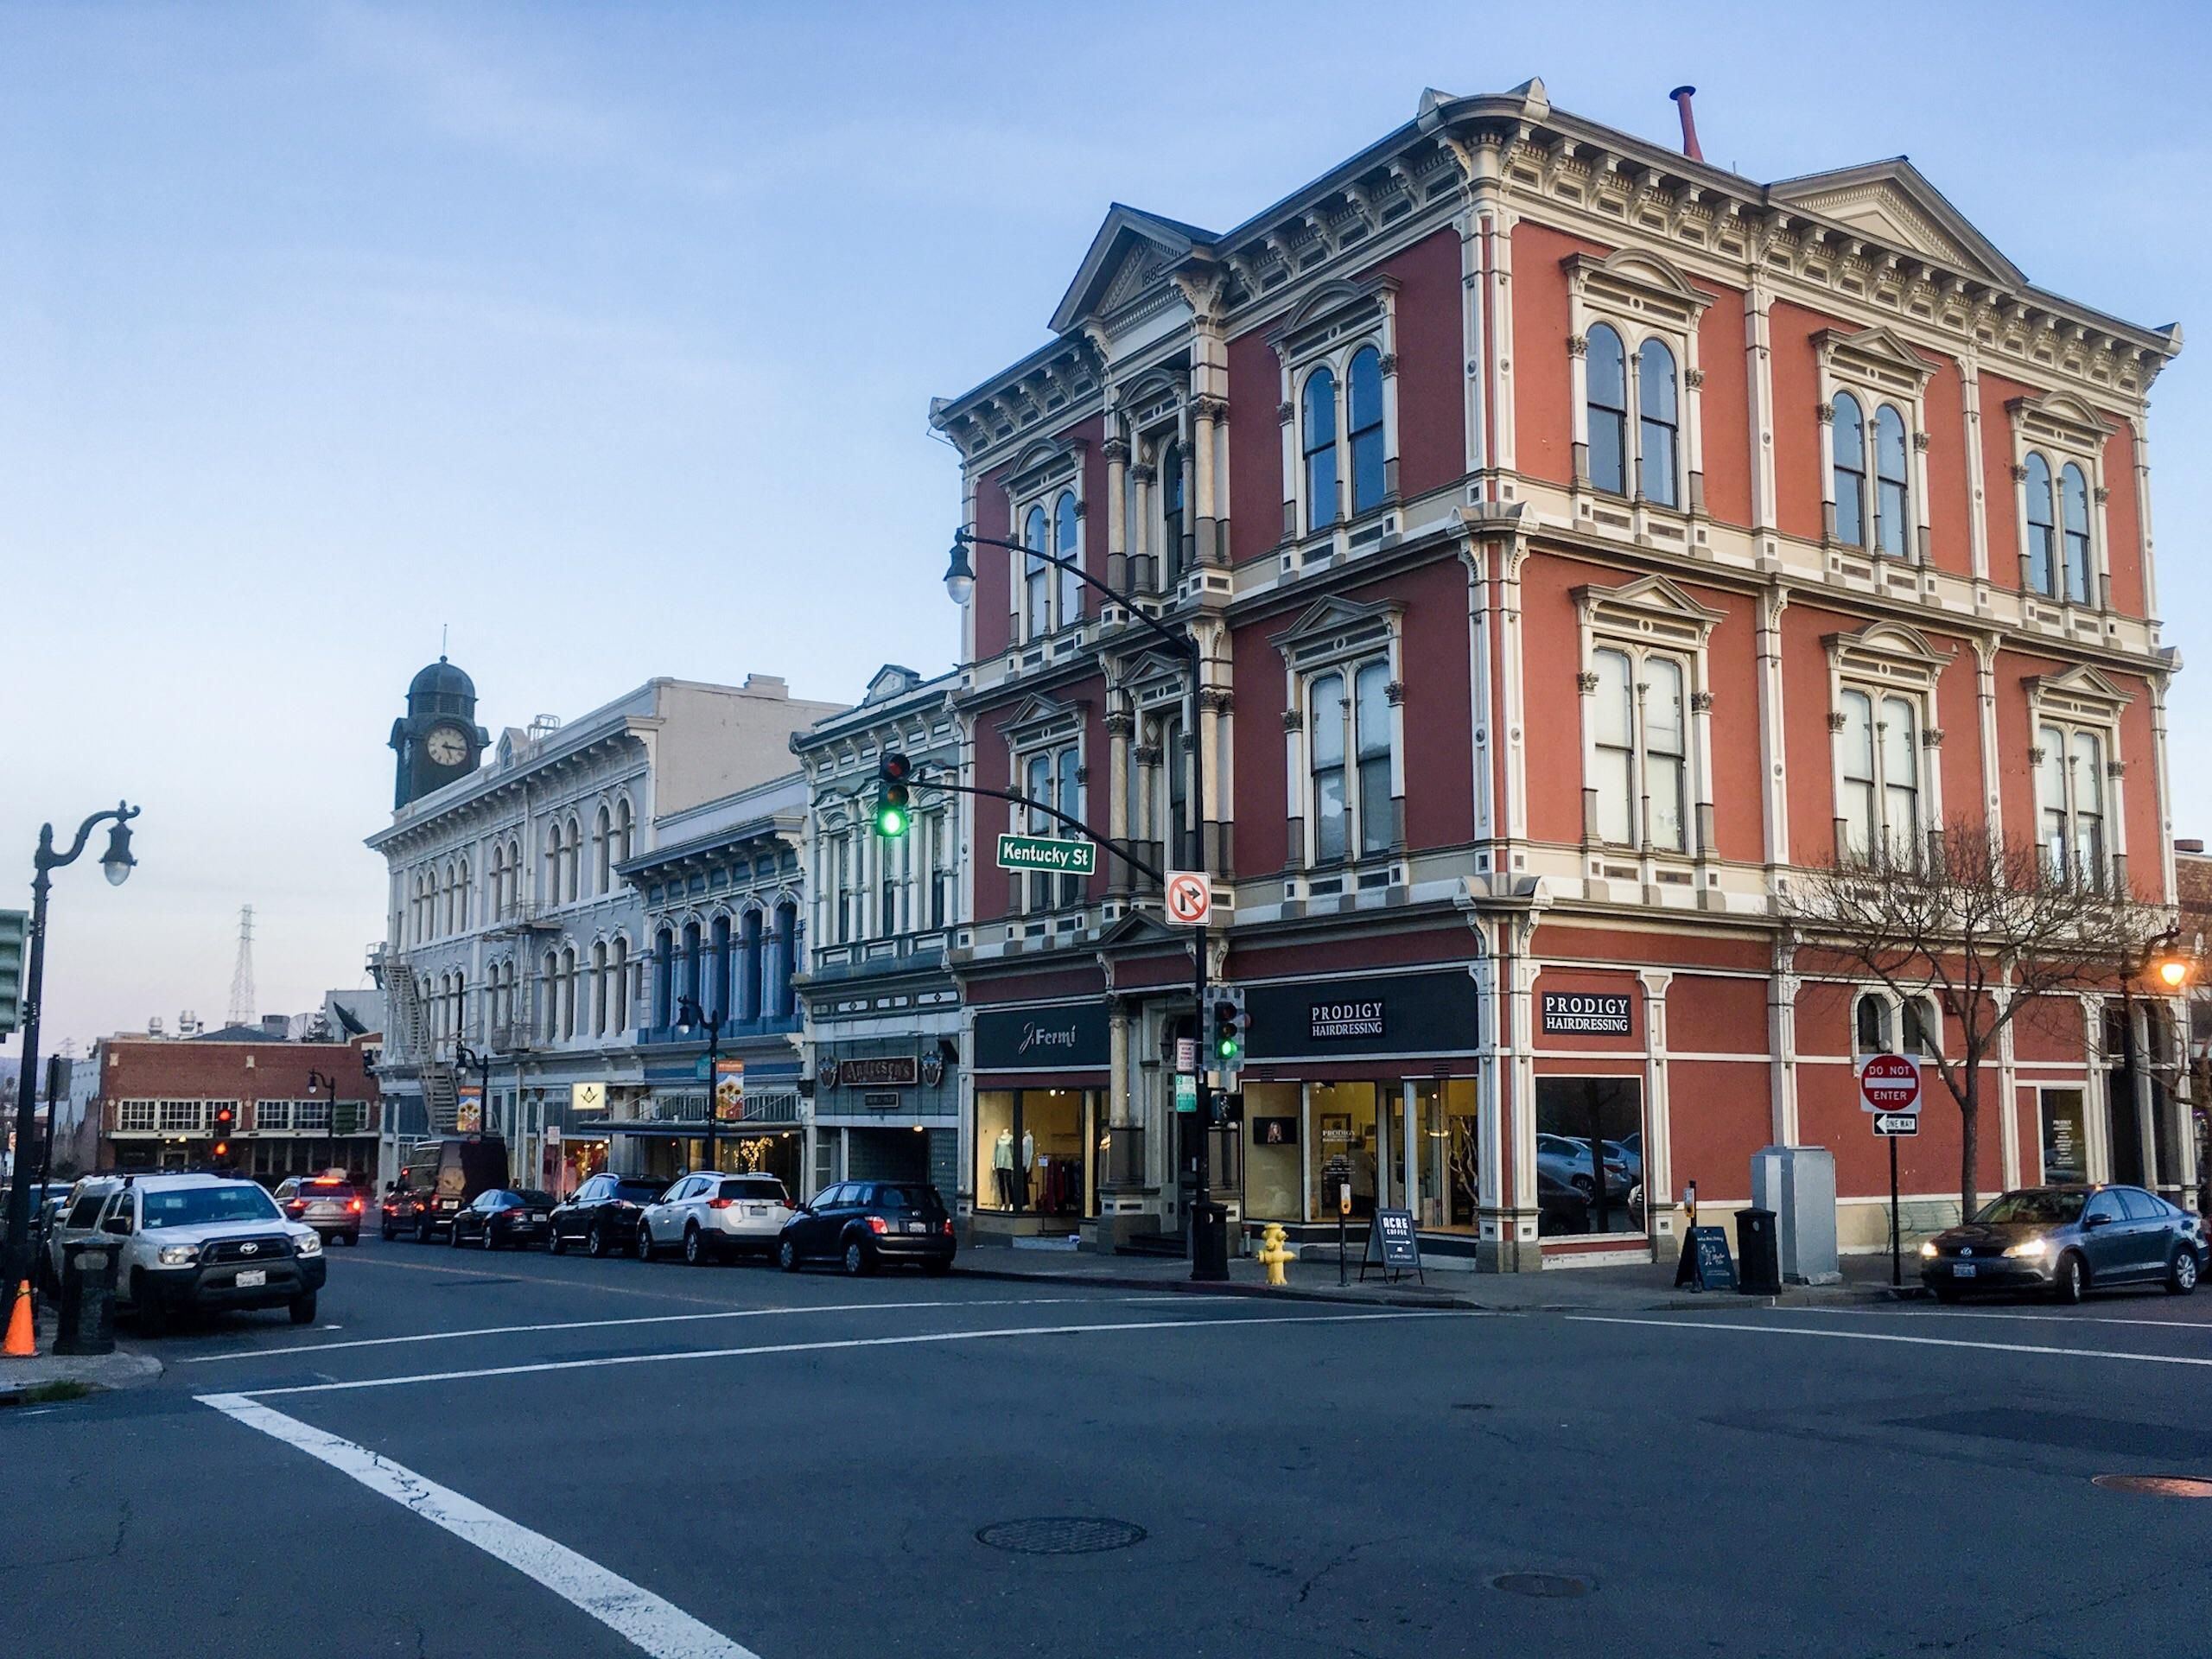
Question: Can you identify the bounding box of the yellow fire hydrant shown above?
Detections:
[1257,1223,1297,1287]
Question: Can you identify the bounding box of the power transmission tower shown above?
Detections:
[227,905,257,1028]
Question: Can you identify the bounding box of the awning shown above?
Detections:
[607,1122,801,1138]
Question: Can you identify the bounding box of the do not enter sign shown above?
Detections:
[1858,1052,1922,1115]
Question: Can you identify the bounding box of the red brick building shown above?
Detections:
[91,1033,382,1182]
[930,79,2187,1268]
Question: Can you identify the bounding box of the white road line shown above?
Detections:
[1786,1306,2209,1332]
[199,1394,757,1659]
[181,1295,1121,1364]
[1567,1313,2212,1367]
[223,1310,1457,1398]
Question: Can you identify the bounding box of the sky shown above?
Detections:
[3,0,2209,1062]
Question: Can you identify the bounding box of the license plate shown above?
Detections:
[236,1268,267,1287]
[530,1213,547,1222]
[908,1221,928,1234]
[749,1205,769,1217]
[1953,1263,1976,1278]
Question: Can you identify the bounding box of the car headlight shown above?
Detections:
[2003,1237,2049,1260]
[1918,1241,1938,1259]
[157,1244,200,1266]
[293,1231,323,1256]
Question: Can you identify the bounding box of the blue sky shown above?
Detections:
[3,0,2208,1056]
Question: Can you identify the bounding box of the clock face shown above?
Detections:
[423,725,470,767]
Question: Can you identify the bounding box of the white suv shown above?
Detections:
[637,1172,793,1264]
[47,1173,326,1329]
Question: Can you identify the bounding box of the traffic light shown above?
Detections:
[211,1102,236,1163]
[1210,988,1246,1075]
[0,909,24,1038]
[874,751,912,838]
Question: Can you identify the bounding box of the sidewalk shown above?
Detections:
[0,1306,163,1404]
[955,1240,1927,1313]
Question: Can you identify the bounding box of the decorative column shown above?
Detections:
[1755,587,1789,884]
[1768,938,1800,1147]
[1192,397,1224,568]
[1102,995,1138,1204]
[1103,432,1130,594]
[1638,969,1675,1251]
[1961,356,1991,582]
[1995,978,2021,1191]
[1105,708,1133,899]
[1129,460,1155,593]
[1198,681,1233,875]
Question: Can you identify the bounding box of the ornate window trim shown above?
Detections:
[1270,276,1402,553]
[1001,436,1088,644]
[1564,250,1712,515]
[2024,665,2130,890]
[2007,389,2115,613]
[1269,595,1405,873]
[1815,326,1936,563]
[1572,575,1722,861]
[1822,620,1951,863]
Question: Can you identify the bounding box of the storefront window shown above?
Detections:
[1535,1076,1643,1238]
[1307,1081,1378,1221]
[976,1088,1092,1217]
[1243,1083,1301,1221]
[1415,1078,1480,1231]
[2040,1088,2088,1185]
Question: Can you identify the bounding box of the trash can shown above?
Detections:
[1191,1203,1230,1282]
[54,1239,120,1357]
[1735,1207,1781,1296]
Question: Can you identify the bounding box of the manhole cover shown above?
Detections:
[976,1517,1147,1554]
[1491,1573,1596,1599]
[2092,1474,2212,1498]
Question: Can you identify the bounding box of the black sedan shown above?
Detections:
[1920,1185,2206,1303]
[778,1180,955,1276]
[548,1173,670,1256]
[449,1187,556,1250]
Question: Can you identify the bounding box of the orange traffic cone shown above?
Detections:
[3,1280,33,1357]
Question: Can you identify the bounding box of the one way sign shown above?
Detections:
[1872,1112,1920,1136]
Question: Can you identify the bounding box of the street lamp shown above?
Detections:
[4,802,140,1301]
[452,1043,495,1136]
[942,527,1228,1282]
[676,995,724,1176]
[305,1069,340,1177]
[2118,925,2192,1197]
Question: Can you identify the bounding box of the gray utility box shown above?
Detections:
[1750,1146,1840,1286]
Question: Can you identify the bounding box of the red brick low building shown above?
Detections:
[926,78,2188,1268]
[89,1032,382,1183]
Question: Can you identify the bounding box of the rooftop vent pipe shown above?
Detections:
[1669,86,1704,162]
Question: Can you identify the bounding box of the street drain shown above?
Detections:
[2092,1474,2212,1498]
[1491,1573,1596,1599]
[976,1517,1147,1554]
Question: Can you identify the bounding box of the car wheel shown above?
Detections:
[683,1224,705,1267]
[2053,1250,2088,1305]
[1932,1284,1962,1304]
[130,1271,167,1334]
[344,1231,359,1247]
[587,1226,607,1259]
[416,1217,432,1243]
[379,1221,395,1242]
[842,1238,872,1277]
[289,1292,318,1325]
[635,1224,654,1262]
[448,1220,465,1248]
[549,1230,566,1255]
[779,1236,800,1273]
[2168,1248,2200,1295]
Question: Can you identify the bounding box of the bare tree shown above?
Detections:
[1789,817,2164,1215]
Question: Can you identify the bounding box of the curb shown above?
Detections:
[953,1264,1479,1312]
[0,1347,164,1407]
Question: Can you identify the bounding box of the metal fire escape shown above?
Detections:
[369,945,461,1135]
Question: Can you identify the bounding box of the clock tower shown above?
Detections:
[390,656,490,809]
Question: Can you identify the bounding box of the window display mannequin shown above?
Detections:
[1021,1129,1035,1208]
[993,1128,1016,1210]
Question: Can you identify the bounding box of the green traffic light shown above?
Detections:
[875,804,909,837]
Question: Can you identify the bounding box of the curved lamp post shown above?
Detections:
[677,995,724,1175]
[4,802,139,1296]
[943,530,1228,1282]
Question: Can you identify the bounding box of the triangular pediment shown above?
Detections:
[996,693,1086,743]
[1768,159,2024,287]
[1816,323,1938,385]
[2007,387,2118,448]
[1050,203,1219,337]
[2024,664,2133,719]
[1573,574,1726,633]
[1270,594,1402,661]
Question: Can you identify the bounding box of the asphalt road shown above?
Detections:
[9,1234,2212,1659]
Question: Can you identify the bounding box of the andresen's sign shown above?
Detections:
[975,1002,1110,1072]
[1540,991,1634,1037]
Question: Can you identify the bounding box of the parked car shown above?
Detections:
[1920,1185,2207,1304]
[382,1135,510,1241]
[47,1173,325,1329]
[637,1172,794,1264]
[1535,1133,1632,1202]
[778,1180,955,1276]
[549,1173,670,1257]
[449,1187,556,1250]
[275,1173,366,1245]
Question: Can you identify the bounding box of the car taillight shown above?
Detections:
[782,1198,796,1210]
[867,1216,888,1235]
[943,1217,954,1236]
[708,1197,734,1210]
[349,1198,364,1212]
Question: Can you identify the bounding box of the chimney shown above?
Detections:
[1669,86,1705,162]
[2177,838,2205,855]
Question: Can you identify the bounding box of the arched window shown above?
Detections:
[680,920,702,1014]
[1873,404,1910,557]
[487,844,505,922]
[1053,490,1081,623]
[594,805,613,894]
[1903,995,1940,1058]
[1645,655,1688,851]
[740,910,764,1022]
[1023,505,1050,640]
[709,915,731,1023]
[453,969,467,1043]
[1585,325,1628,496]
[605,938,627,1033]
[543,823,563,907]
[1853,993,1891,1054]
[542,950,562,1042]
[457,857,471,931]
[773,901,800,1018]
[1310,671,1347,863]
[505,836,521,914]
[1832,392,1867,547]
[652,930,673,1029]
[563,816,582,902]
[613,801,632,865]
[1302,367,1338,531]
[1348,346,1386,515]
[2060,463,2092,603]
[2024,452,2056,595]
[1159,441,1185,584]
[560,946,578,1039]
[588,941,607,1037]
[1881,694,1919,858]
[1590,647,1634,845]
[1636,339,1679,506]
